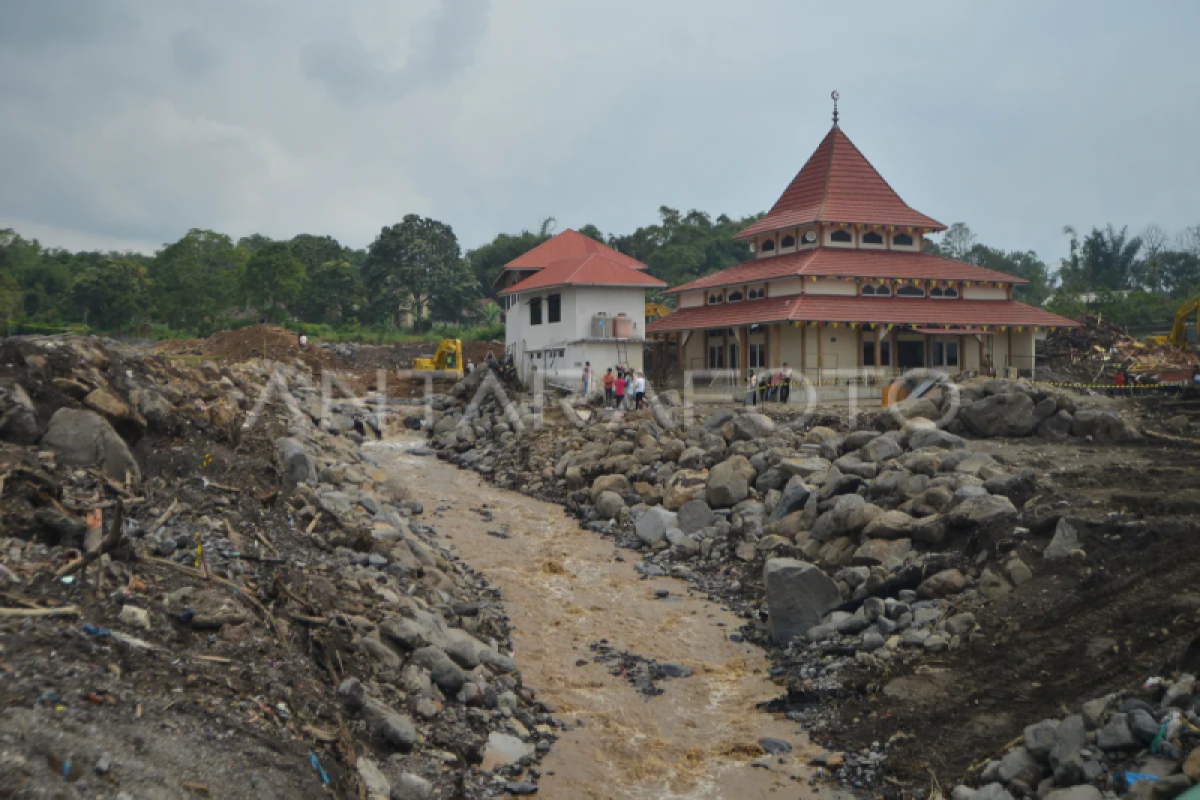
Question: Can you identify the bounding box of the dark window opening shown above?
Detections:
[862,340,892,367]
[781,235,796,248]
[760,239,776,252]
[863,231,884,245]
[897,285,925,297]
[548,293,561,322]
[728,290,744,302]
[831,229,853,243]
[894,233,915,246]
[708,292,724,305]
[749,343,766,368]
[530,297,542,325]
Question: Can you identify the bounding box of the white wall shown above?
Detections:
[807,279,857,296]
[677,291,704,309]
[771,277,804,297]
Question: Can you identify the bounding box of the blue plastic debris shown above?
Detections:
[309,751,329,785]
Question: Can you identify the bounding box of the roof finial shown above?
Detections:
[831,90,840,126]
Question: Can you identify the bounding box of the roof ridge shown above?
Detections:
[816,126,838,221]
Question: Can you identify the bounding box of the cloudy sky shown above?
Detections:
[2,0,1198,268]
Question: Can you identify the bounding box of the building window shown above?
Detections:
[708,344,724,368]
[547,293,561,322]
[781,235,796,248]
[934,341,960,367]
[831,229,853,244]
[862,340,892,367]
[728,343,739,369]
[862,283,891,296]
[749,343,766,368]
[862,231,884,245]
[930,287,959,299]
[894,232,915,247]
[727,290,744,302]
[896,285,925,297]
[760,239,776,252]
[530,297,542,325]
[707,291,724,304]
[747,286,765,300]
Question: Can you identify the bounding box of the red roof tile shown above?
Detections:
[737,126,945,239]
[499,253,667,295]
[644,296,797,332]
[787,296,1077,328]
[646,295,1079,333]
[503,229,646,271]
[666,248,1026,294]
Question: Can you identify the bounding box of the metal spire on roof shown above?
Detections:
[831,91,840,126]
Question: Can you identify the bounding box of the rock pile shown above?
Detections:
[0,335,553,799]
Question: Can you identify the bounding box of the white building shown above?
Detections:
[496,230,666,386]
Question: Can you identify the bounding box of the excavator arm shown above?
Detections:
[1168,297,1200,349]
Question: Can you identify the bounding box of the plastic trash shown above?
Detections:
[308,751,329,785]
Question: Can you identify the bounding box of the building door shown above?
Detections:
[933,340,960,368]
[897,340,925,368]
[708,344,724,369]
[728,343,739,372]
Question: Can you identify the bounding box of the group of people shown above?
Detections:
[581,362,648,411]
[746,364,794,406]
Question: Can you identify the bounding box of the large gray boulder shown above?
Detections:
[907,427,967,451]
[41,408,141,487]
[275,436,316,487]
[947,494,1018,527]
[811,494,883,542]
[763,558,840,644]
[677,499,716,534]
[959,393,1035,438]
[1037,410,1074,440]
[730,413,775,441]
[859,436,903,463]
[770,478,813,523]
[635,506,678,545]
[862,510,918,540]
[707,455,754,507]
[1071,409,1138,442]
[0,382,40,444]
[1043,518,1081,560]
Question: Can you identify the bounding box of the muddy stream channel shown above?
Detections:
[377,441,847,799]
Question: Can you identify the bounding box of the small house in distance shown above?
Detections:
[646,110,1079,389]
[498,229,666,384]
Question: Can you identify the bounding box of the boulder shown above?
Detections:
[770,479,813,523]
[42,408,141,487]
[594,491,625,520]
[908,427,967,451]
[853,538,911,564]
[947,494,1018,527]
[1044,518,1081,560]
[1096,713,1137,751]
[0,383,40,444]
[1048,715,1087,785]
[591,474,631,501]
[635,507,678,546]
[392,773,435,800]
[778,457,831,480]
[918,568,966,599]
[677,499,716,534]
[84,388,146,440]
[811,494,883,542]
[1072,409,1138,442]
[707,455,754,507]
[860,436,904,463]
[1024,719,1060,760]
[663,469,708,510]
[1037,410,1074,440]
[959,393,1035,438]
[862,510,918,540]
[763,558,840,644]
[731,413,775,441]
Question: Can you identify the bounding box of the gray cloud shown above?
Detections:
[0,0,1197,267]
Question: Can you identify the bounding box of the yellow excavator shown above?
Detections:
[1146,296,1200,349]
[646,303,672,322]
[413,339,464,379]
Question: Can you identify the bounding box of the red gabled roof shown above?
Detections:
[737,126,945,240]
[499,253,667,295]
[645,295,1079,333]
[666,248,1026,294]
[502,229,646,272]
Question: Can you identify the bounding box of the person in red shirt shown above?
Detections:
[603,368,615,409]
[614,373,627,411]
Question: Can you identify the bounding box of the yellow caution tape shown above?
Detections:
[1031,380,1185,389]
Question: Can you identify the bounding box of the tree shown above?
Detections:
[304,258,362,323]
[70,257,149,331]
[577,224,606,242]
[1058,225,1143,293]
[363,215,477,330]
[932,222,978,261]
[608,206,758,287]
[465,218,556,294]
[236,233,275,255]
[243,241,306,317]
[149,229,246,332]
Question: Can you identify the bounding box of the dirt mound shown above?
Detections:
[1042,314,1198,385]
[155,325,338,374]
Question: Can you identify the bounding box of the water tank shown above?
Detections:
[591,315,610,338]
[613,314,633,338]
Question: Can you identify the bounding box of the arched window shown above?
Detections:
[862,285,875,296]
[747,287,765,300]
[930,287,943,298]
[862,231,884,245]
[861,283,891,297]
[708,291,724,305]
[893,232,915,247]
[781,235,796,248]
[760,239,776,252]
[942,287,958,298]
[896,285,925,297]
[932,287,958,299]
[727,290,744,302]
[831,229,853,243]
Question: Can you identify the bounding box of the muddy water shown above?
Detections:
[377,442,833,800]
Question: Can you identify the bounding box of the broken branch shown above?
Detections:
[55,500,125,579]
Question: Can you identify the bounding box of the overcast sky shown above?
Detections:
[2,0,1198,269]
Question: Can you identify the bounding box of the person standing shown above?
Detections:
[634,371,647,410]
[746,370,757,406]
[603,368,615,409]
[780,362,792,405]
[298,332,308,349]
[770,369,782,402]
[614,370,627,411]
[466,359,475,375]
[582,362,592,399]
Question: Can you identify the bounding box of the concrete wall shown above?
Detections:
[771,277,804,297]
[963,286,1008,301]
[677,291,704,309]
[808,279,857,296]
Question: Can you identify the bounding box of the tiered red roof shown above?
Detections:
[501,229,646,272]
[737,126,945,239]
[499,253,666,295]
[666,249,1028,295]
[645,295,1079,333]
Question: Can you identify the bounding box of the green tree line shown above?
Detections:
[2,212,1198,337]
